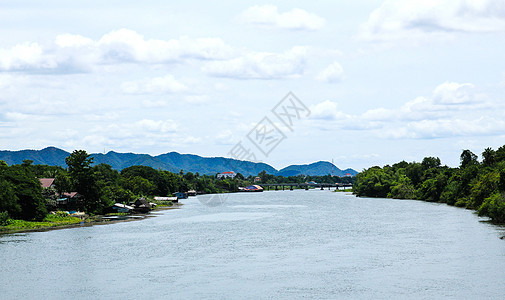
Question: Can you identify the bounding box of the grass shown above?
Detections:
[151,200,174,207]
[334,188,353,193]
[0,213,85,232]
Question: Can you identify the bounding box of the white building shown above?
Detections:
[217,171,236,179]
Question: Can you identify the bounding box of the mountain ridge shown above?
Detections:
[0,147,358,177]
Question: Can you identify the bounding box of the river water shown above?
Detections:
[1,190,505,299]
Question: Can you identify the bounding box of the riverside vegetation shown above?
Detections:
[353,146,505,223]
[0,150,355,230]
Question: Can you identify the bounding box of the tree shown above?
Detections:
[1,165,47,220]
[482,147,496,167]
[121,165,168,196]
[121,176,156,196]
[21,159,34,167]
[460,149,478,169]
[495,145,505,163]
[0,178,21,218]
[421,157,441,170]
[65,150,102,214]
[54,172,72,195]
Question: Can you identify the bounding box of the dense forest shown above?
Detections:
[0,150,354,223]
[353,146,505,223]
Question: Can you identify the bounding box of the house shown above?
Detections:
[254,176,261,183]
[39,178,55,189]
[133,198,152,213]
[57,192,83,209]
[217,171,236,179]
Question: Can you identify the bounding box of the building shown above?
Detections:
[254,176,261,183]
[217,171,236,179]
[39,178,55,189]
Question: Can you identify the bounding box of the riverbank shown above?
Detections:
[0,205,181,234]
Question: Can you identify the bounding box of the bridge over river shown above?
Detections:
[258,183,352,191]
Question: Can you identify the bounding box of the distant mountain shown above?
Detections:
[0,147,357,177]
[278,161,358,177]
[0,146,69,167]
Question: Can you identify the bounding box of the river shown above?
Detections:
[1,190,505,299]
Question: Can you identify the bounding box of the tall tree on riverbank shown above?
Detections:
[65,150,104,214]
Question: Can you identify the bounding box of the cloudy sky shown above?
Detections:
[1,0,505,171]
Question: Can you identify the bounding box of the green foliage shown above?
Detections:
[121,176,156,196]
[2,214,82,230]
[1,164,47,220]
[0,211,11,226]
[469,171,499,209]
[460,149,478,169]
[64,150,113,215]
[354,167,393,198]
[482,147,496,167]
[0,178,22,218]
[478,192,505,223]
[354,146,505,223]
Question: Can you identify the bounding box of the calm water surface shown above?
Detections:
[1,190,505,299]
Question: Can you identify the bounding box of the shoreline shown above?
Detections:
[0,205,181,235]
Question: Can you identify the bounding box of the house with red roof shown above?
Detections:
[39,178,55,189]
[217,171,236,179]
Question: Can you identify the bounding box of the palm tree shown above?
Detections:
[482,147,495,166]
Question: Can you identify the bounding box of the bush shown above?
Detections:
[478,192,505,223]
[454,198,468,207]
[0,211,11,226]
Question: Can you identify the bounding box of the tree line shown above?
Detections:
[353,146,505,223]
[1,150,355,222]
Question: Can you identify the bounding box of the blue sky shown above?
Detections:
[1,0,505,171]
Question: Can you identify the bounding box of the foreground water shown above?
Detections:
[1,190,505,299]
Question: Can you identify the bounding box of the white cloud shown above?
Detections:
[432,82,475,104]
[239,5,325,30]
[358,0,505,42]
[215,130,236,145]
[121,75,188,94]
[315,62,344,83]
[135,119,178,133]
[0,29,237,72]
[309,100,349,121]
[203,46,307,79]
[308,81,505,140]
[383,117,505,139]
[0,42,47,71]
[180,135,202,144]
[97,29,235,63]
[55,34,94,48]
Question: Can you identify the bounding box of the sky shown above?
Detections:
[1,0,505,171]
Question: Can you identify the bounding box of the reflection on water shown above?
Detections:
[1,190,505,299]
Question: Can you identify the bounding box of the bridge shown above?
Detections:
[258,183,352,191]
